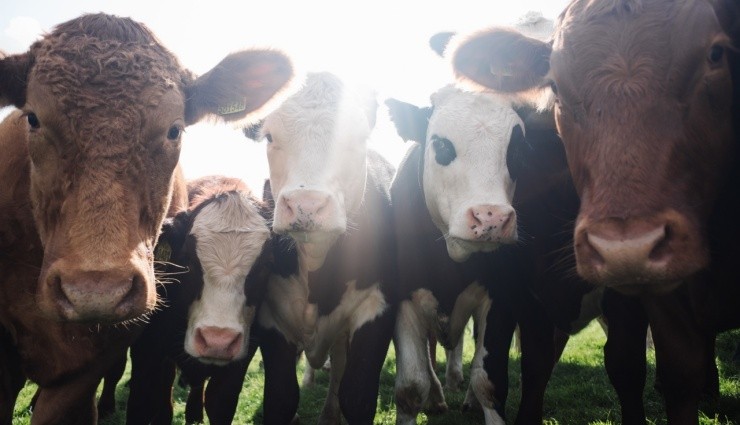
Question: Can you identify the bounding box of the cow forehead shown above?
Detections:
[27,32,187,144]
[552,0,723,94]
[428,88,521,144]
[264,72,372,145]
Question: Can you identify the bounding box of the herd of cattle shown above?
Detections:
[0,0,739,424]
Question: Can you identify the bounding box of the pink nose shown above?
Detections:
[193,326,243,361]
[276,189,333,231]
[465,204,517,242]
[43,266,146,323]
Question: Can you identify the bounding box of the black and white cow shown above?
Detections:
[255,72,397,424]
[126,175,273,425]
[387,80,602,424]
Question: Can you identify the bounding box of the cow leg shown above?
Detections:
[473,296,508,425]
[126,340,175,425]
[394,300,442,425]
[339,307,395,425]
[643,293,708,425]
[514,294,556,425]
[204,359,251,425]
[151,359,177,425]
[183,371,206,425]
[97,351,127,419]
[445,335,465,391]
[602,290,648,425]
[31,378,99,425]
[0,335,24,425]
[318,334,348,425]
[260,326,300,425]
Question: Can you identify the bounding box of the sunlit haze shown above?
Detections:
[1,0,569,193]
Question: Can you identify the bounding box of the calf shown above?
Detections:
[255,72,397,424]
[386,83,600,424]
[0,13,293,423]
[448,0,740,422]
[126,176,273,425]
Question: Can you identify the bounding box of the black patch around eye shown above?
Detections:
[506,124,530,181]
[27,113,40,129]
[431,135,456,166]
[167,126,181,140]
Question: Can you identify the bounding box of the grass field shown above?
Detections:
[11,322,740,424]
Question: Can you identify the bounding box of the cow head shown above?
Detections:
[157,177,272,364]
[260,72,378,270]
[0,13,293,323]
[386,85,523,262]
[449,1,737,292]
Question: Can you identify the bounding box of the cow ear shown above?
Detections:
[184,49,294,126]
[429,32,456,57]
[385,98,431,144]
[0,52,34,108]
[450,28,552,93]
[156,211,189,262]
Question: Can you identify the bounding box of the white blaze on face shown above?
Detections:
[183,192,270,364]
[423,86,522,262]
[263,72,375,270]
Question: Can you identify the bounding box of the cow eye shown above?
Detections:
[548,81,559,97]
[167,125,182,141]
[708,44,725,65]
[431,136,456,166]
[264,133,273,143]
[26,113,40,130]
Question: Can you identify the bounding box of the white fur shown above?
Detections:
[423,86,522,262]
[264,72,376,269]
[183,192,270,363]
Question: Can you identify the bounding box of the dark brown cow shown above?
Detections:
[126,176,273,425]
[0,13,293,424]
[448,0,740,422]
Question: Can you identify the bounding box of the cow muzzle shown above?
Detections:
[190,326,245,365]
[273,189,345,235]
[38,261,153,323]
[574,210,708,292]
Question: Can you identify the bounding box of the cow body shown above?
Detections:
[386,84,599,424]
[449,0,740,422]
[0,13,293,423]
[256,72,397,424]
[126,176,273,425]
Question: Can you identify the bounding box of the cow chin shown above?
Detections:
[293,232,340,271]
[445,237,504,263]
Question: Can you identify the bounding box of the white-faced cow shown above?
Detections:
[387,80,604,424]
[0,13,293,423]
[255,71,397,424]
[126,175,273,425]
[448,0,740,422]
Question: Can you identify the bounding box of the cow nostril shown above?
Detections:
[468,209,483,226]
[582,233,606,267]
[648,225,671,262]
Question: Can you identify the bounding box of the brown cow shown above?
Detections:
[0,13,293,424]
[448,0,740,423]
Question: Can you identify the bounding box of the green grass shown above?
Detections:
[11,323,740,424]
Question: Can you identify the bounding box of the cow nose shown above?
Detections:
[194,326,244,361]
[466,204,517,242]
[45,267,146,323]
[276,190,334,231]
[577,219,672,284]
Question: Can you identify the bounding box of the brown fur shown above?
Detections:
[449,0,740,421]
[0,12,293,423]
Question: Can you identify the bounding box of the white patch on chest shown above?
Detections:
[259,276,387,364]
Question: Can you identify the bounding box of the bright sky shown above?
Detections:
[1,0,568,192]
